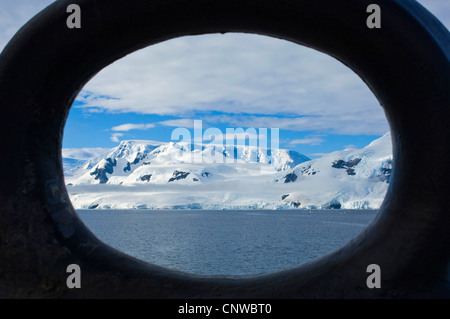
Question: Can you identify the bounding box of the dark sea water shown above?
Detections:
[77,209,378,276]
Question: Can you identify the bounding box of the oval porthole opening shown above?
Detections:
[63,33,391,277]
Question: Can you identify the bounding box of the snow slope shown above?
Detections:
[64,134,393,210]
[276,133,393,209]
[65,141,309,185]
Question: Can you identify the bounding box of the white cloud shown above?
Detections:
[159,119,197,128]
[1,0,448,136]
[62,147,110,160]
[289,137,324,146]
[110,133,124,143]
[419,0,450,27]
[0,0,54,51]
[71,32,389,135]
[80,34,381,119]
[203,114,389,135]
[111,123,155,132]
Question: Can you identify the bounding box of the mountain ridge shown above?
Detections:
[65,141,310,185]
[64,133,392,210]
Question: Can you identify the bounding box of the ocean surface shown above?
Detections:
[77,209,378,276]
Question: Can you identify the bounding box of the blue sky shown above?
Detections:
[1,1,449,158]
[65,100,383,157]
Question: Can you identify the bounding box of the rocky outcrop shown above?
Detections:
[292,201,301,208]
[332,158,361,176]
[284,172,298,183]
[90,158,117,184]
[123,162,131,172]
[168,170,190,182]
[381,167,392,183]
[325,202,341,209]
[300,165,318,176]
[124,154,148,172]
[140,174,152,182]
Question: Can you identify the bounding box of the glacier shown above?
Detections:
[63,133,392,210]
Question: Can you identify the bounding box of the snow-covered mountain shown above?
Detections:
[276,133,392,209]
[66,141,309,185]
[63,147,110,177]
[64,133,392,210]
